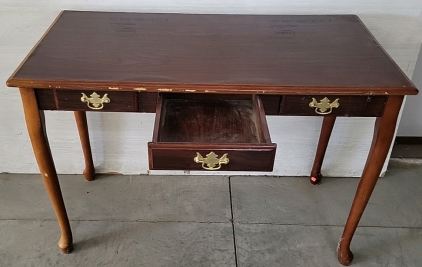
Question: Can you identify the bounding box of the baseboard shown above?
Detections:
[395,136,422,145]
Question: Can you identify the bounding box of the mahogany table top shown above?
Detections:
[7,11,417,95]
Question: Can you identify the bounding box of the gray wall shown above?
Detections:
[398,45,422,136]
[1,1,422,176]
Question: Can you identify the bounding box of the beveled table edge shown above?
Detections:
[6,79,419,96]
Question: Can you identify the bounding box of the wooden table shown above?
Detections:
[6,11,418,265]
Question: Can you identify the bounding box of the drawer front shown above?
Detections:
[149,144,276,171]
[281,95,387,117]
[56,90,137,112]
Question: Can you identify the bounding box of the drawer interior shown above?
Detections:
[149,94,276,171]
[153,94,271,144]
[159,98,258,143]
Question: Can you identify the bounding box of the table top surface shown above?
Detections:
[7,11,417,95]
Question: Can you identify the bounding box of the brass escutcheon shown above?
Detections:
[194,152,229,170]
[309,97,340,115]
[81,92,110,110]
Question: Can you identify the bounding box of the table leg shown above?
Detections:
[310,116,336,185]
[19,88,73,253]
[74,111,95,181]
[337,95,403,265]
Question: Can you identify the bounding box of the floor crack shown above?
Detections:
[228,176,239,267]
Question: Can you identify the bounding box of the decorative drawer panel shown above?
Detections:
[138,92,159,113]
[280,95,387,117]
[148,94,276,171]
[35,89,56,110]
[259,95,281,115]
[56,90,138,112]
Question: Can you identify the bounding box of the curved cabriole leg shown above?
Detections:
[74,111,95,181]
[338,96,404,266]
[20,88,73,253]
[310,116,336,185]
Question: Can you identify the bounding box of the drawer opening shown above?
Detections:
[148,94,276,171]
[156,94,270,144]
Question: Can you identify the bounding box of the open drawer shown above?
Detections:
[148,94,277,171]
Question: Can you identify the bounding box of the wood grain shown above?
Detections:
[259,95,281,115]
[138,92,158,113]
[310,116,336,185]
[35,89,159,113]
[56,90,137,112]
[337,95,404,265]
[158,97,259,143]
[74,111,95,181]
[148,144,276,171]
[149,94,276,171]
[35,89,56,110]
[281,95,387,116]
[19,87,73,253]
[7,11,417,96]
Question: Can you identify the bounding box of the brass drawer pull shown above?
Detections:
[80,92,110,110]
[309,97,340,115]
[194,152,229,170]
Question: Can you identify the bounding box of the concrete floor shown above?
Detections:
[1,161,422,266]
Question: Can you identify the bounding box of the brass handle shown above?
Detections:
[194,152,229,170]
[81,92,110,110]
[309,97,340,115]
